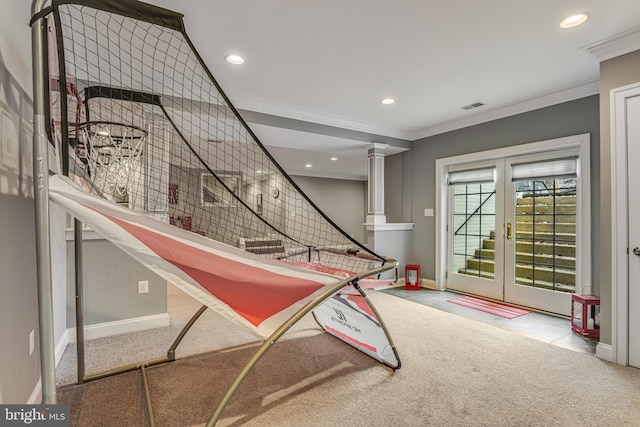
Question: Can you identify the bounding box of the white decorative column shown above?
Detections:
[363,143,414,280]
[366,143,388,225]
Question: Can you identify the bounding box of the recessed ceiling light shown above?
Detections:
[256,170,262,174]
[560,13,590,29]
[330,157,338,161]
[380,98,396,105]
[225,54,245,65]
[305,164,312,168]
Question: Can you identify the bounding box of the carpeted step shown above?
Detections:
[516,203,576,215]
[482,239,576,257]
[514,277,576,293]
[474,248,576,268]
[515,213,575,223]
[515,222,576,233]
[464,259,575,285]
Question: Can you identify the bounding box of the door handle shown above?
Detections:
[633,247,640,256]
[506,222,512,240]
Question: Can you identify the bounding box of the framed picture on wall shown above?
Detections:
[256,193,263,215]
[200,172,241,207]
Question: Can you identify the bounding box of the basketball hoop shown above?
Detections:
[76,121,147,203]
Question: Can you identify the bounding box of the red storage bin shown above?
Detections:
[405,264,421,290]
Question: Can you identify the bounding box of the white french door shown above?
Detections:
[447,161,504,301]
[446,147,584,316]
[626,94,640,368]
[503,151,578,315]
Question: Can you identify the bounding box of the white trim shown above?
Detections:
[610,81,640,366]
[395,278,436,290]
[66,313,170,343]
[27,378,42,404]
[364,222,414,231]
[54,330,69,368]
[288,169,368,181]
[238,97,412,140]
[436,134,591,299]
[238,80,601,142]
[596,342,614,363]
[582,26,640,63]
[421,278,437,290]
[412,82,599,140]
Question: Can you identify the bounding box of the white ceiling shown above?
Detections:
[146,0,640,179]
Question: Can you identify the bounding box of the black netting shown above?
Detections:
[47,1,388,276]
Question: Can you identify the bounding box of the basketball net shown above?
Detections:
[77,121,147,204]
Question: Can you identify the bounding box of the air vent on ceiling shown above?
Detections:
[460,102,485,111]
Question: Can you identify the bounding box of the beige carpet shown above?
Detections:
[58,291,640,426]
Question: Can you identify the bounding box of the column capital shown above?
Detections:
[367,143,389,155]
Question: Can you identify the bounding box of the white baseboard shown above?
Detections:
[421,278,436,290]
[596,342,613,362]
[28,378,42,404]
[54,331,69,368]
[394,278,436,290]
[66,313,170,343]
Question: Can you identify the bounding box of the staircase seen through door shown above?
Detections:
[459,193,576,293]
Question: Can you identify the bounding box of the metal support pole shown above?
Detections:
[141,365,156,427]
[205,260,398,426]
[166,305,207,360]
[79,305,207,382]
[352,281,401,370]
[31,0,57,404]
[74,219,85,383]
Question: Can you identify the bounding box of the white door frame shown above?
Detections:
[435,134,591,297]
[607,81,640,365]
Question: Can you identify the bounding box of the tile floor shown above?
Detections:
[382,287,597,355]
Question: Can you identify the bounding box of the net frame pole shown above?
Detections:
[79,304,207,382]
[31,0,57,404]
[74,219,85,383]
[351,281,402,370]
[205,259,398,427]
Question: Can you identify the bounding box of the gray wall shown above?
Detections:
[385,151,414,225]
[0,197,40,403]
[65,237,167,327]
[598,49,640,345]
[0,0,40,403]
[291,175,367,244]
[407,95,600,283]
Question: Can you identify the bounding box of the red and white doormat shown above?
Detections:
[447,295,530,319]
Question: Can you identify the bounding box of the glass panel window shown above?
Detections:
[451,182,496,279]
[513,178,576,292]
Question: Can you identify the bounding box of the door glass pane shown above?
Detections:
[452,182,496,279]
[513,178,576,293]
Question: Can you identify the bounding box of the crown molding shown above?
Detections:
[290,171,367,181]
[581,26,640,62]
[233,97,413,141]
[234,79,601,143]
[410,80,600,141]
